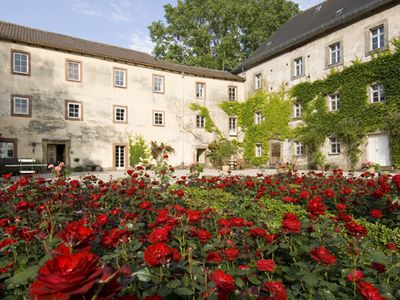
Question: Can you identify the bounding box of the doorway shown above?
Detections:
[114,144,127,170]
[270,142,281,166]
[47,144,66,165]
[196,148,206,164]
[367,134,390,166]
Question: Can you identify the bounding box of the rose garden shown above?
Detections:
[0,149,399,300]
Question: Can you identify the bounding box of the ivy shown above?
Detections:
[189,103,223,137]
[291,47,400,169]
[220,90,292,166]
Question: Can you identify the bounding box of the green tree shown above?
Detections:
[148,0,299,71]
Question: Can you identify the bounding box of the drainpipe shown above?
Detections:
[181,72,185,167]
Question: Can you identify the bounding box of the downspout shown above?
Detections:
[181,72,185,167]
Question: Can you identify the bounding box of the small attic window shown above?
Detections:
[266,41,272,47]
[314,5,322,13]
[336,8,344,15]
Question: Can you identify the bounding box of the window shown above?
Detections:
[228,86,237,101]
[0,139,16,158]
[255,111,263,125]
[329,137,341,154]
[11,96,31,117]
[370,84,385,103]
[114,145,126,169]
[254,73,262,90]
[65,101,83,120]
[153,75,164,93]
[66,60,81,82]
[229,117,237,136]
[255,143,263,157]
[11,50,30,75]
[153,111,165,126]
[294,103,302,118]
[329,42,341,65]
[293,57,304,78]
[329,94,340,111]
[196,115,205,128]
[114,68,127,87]
[295,142,304,156]
[113,106,127,123]
[196,82,205,98]
[370,25,385,51]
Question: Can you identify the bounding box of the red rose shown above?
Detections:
[96,214,109,225]
[176,189,184,198]
[307,196,326,218]
[59,221,95,247]
[370,209,382,219]
[209,270,235,292]
[163,154,168,159]
[299,190,311,200]
[386,243,397,251]
[30,250,103,299]
[139,201,152,209]
[196,229,212,243]
[223,248,240,261]
[336,203,347,211]
[310,246,336,266]
[144,243,172,267]
[248,227,267,239]
[282,213,302,234]
[101,228,129,249]
[186,210,201,224]
[263,281,288,300]
[357,281,383,300]
[347,269,364,282]
[230,217,246,227]
[345,221,368,239]
[256,259,275,272]
[148,227,169,244]
[206,251,223,263]
[2,173,12,180]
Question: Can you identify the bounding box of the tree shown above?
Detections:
[148,0,299,71]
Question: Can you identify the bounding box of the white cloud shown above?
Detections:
[128,32,154,54]
[69,0,131,22]
[296,0,322,10]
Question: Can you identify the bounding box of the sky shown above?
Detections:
[0,0,321,54]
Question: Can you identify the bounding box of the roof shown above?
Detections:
[0,21,244,82]
[233,0,399,73]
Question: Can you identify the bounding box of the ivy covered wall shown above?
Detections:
[220,90,292,166]
[291,47,400,169]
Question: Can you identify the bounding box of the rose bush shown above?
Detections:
[0,163,399,299]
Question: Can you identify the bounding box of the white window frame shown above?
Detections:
[114,106,127,123]
[370,84,385,103]
[153,111,165,126]
[196,82,205,99]
[329,137,341,155]
[254,111,263,125]
[295,141,304,156]
[329,94,340,111]
[0,140,16,158]
[255,143,263,157]
[254,73,262,90]
[12,50,30,75]
[293,57,303,77]
[229,117,237,136]
[228,86,237,101]
[66,101,82,120]
[196,115,205,128]
[294,103,302,118]
[66,60,81,82]
[12,96,30,116]
[329,42,341,65]
[114,68,127,88]
[153,75,164,93]
[370,25,385,51]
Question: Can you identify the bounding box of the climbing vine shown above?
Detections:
[220,90,292,166]
[291,46,400,169]
[189,103,223,137]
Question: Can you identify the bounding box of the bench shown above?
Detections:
[5,159,48,175]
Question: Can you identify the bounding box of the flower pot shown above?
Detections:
[221,165,230,172]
